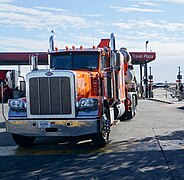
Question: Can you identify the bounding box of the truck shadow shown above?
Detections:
[0,122,5,128]
[177,106,184,110]
[1,130,184,179]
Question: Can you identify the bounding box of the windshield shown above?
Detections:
[50,52,99,70]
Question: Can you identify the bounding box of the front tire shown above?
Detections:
[12,134,36,147]
[92,107,110,148]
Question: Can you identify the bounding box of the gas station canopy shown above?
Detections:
[0,52,48,65]
[0,51,156,66]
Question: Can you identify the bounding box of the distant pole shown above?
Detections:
[149,66,152,88]
[165,80,167,98]
[149,67,152,80]
[148,66,153,98]
[144,41,149,98]
[178,66,181,86]
[140,64,143,97]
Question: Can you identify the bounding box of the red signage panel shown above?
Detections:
[130,52,156,65]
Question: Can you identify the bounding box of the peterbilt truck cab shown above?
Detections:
[7,32,137,147]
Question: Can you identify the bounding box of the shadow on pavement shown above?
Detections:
[0,122,5,128]
[177,106,184,110]
[0,130,184,179]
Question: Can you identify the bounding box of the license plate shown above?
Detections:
[38,121,51,128]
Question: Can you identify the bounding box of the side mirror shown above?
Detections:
[115,52,121,67]
[114,52,121,71]
[101,55,110,70]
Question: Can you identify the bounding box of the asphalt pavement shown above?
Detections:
[1,88,184,179]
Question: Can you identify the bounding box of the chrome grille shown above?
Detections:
[29,77,71,115]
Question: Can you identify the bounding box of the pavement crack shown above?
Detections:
[152,128,175,180]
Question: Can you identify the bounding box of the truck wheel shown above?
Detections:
[127,95,136,120]
[92,107,110,148]
[131,95,136,117]
[120,95,136,121]
[12,134,36,147]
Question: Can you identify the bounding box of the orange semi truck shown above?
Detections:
[6,33,138,147]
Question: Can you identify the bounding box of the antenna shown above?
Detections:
[49,30,55,51]
[93,32,94,46]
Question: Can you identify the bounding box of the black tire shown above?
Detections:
[120,95,136,121]
[92,107,110,148]
[12,134,36,147]
[129,95,136,118]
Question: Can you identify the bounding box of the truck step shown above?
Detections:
[110,120,120,126]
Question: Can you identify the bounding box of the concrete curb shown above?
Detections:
[147,98,174,104]
[138,97,174,104]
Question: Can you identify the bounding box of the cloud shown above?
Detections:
[133,40,184,83]
[35,6,69,12]
[132,0,184,5]
[80,14,103,17]
[138,2,157,6]
[113,19,184,33]
[110,5,163,13]
[0,33,101,52]
[0,0,13,2]
[0,36,48,51]
[0,2,89,31]
[162,0,184,4]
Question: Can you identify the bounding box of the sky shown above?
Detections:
[0,0,184,83]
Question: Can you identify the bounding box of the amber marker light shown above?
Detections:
[55,47,58,51]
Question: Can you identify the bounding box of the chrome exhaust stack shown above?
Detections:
[110,33,116,52]
[49,30,55,52]
[30,55,38,71]
[110,33,119,100]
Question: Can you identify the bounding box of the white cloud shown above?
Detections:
[35,6,69,12]
[148,41,184,82]
[0,34,101,52]
[113,19,184,33]
[110,5,163,13]
[0,2,89,31]
[132,0,184,4]
[0,36,48,51]
[162,0,184,4]
[0,0,13,2]
[132,40,184,83]
[138,2,157,6]
[81,14,103,17]
[113,22,133,30]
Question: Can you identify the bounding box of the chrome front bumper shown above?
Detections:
[6,118,100,137]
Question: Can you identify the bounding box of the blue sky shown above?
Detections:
[0,0,184,83]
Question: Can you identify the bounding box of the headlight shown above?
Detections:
[79,98,98,110]
[8,99,26,111]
